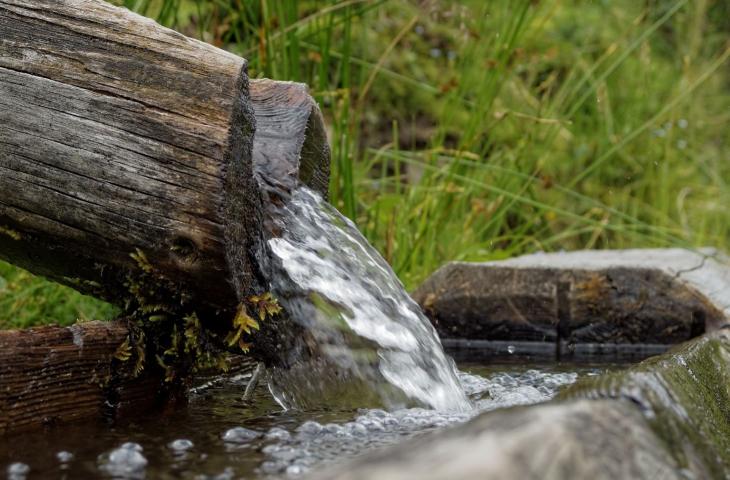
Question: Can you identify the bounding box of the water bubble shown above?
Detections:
[260,460,286,474]
[7,463,30,480]
[286,464,307,475]
[345,421,368,436]
[98,443,148,479]
[263,445,302,462]
[222,427,260,444]
[265,427,291,442]
[168,439,194,452]
[296,421,323,436]
[197,466,235,480]
[56,451,74,463]
[322,423,346,435]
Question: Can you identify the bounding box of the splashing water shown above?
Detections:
[264,187,470,412]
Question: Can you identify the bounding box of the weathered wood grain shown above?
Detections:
[0,320,260,435]
[0,320,165,434]
[0,1,331,322]
[0,0,259,317]
[251,78,330,199]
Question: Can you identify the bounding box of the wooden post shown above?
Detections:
[0,0,330,319]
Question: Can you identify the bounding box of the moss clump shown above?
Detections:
[113,249,282,384]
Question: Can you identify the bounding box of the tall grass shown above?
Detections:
[1,0,728,327]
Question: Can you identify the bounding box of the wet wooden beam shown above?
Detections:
[0,0,331,321]
[414,249,729,348]
[0,321,168,435]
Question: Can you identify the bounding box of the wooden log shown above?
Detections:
[0,321,158,434]
[0,0,331,435]
[0,0,330,320]
[414,249,729,351]
[0,320,258,434]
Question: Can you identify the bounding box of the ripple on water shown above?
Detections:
[256,367,584,476]
[0,364,599,479]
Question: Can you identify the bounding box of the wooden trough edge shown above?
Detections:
[415,248,730,358]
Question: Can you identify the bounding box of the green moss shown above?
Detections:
[112,249,283,382]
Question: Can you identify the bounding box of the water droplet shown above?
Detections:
[414,25,425,35]
[677,139,687,150]
[296,421,323,436]
[287,464,307,475]
[507,345,516,354]
[98,443,147,478]
[265,427,291,442]
[429,48,443,58]
[677,118,688,129]
[120,442,143,452]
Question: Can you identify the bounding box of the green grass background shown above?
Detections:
[1,0,728,329]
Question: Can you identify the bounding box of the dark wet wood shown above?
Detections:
[251,78,330,199]
[414,264,726,346]
[0,320,166,434]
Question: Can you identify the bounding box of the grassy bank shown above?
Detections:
[1,0,728,328]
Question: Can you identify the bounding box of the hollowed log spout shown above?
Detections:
[0,0,330,433]
[0,0,330,318]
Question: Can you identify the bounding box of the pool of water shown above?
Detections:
[0,362,620,479]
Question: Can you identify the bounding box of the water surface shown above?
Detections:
[0,362,619,479]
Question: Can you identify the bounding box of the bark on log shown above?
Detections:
[0,0,330,320]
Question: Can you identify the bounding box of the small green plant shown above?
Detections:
[225,293,282,353]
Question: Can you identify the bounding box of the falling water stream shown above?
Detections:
[2,186,625,478]
[263,187,470,412]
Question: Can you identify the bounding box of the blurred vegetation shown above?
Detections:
[2,0,728,328]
